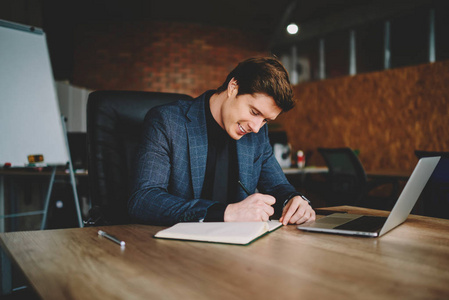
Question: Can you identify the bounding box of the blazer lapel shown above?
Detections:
[236,136,255,200]
[185,95,208,199]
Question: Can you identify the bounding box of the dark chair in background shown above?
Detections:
[415,150,449,159]
[86,90,193,225]
[414,150,449,219]
[317,147,399,209]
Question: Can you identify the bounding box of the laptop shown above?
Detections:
[297,156,441,237]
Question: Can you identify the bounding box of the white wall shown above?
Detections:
[56,81,91,132]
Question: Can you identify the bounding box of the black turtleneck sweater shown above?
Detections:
[201,92,238,221]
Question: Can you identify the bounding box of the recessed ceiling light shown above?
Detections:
[286,23,299,35]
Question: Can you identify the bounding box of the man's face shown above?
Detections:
[221,85,282,140]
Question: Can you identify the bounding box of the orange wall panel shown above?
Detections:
[276,60,449,172]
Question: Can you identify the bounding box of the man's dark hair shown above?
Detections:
[216,57,295,112]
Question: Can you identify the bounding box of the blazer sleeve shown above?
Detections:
[128,106,216,226]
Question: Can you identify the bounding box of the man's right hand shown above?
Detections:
[224,193,275,222]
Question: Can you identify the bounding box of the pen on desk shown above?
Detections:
[238,180,251,196]
[98,230,126,248]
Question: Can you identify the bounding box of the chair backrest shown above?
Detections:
[415,150,449,158]
[318,147,367,205]
[87,90,193,225]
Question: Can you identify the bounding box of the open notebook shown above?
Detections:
[154,220,283,245]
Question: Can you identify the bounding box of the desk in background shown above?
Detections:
[282,166,411,180]
[0,168,88,232]
[1,206,448,299]
[366,169,411,180]
[282,166,328,192]
[282,166,328,175]
[284,167,412,208]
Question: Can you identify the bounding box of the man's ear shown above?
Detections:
[227,78,238,97]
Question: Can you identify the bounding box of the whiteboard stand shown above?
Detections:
[0,20,82,295]
[61,115,84,228]
[40,115,84,229]
[0,167,56,232]
[39,166,57,230]
[0,116,84,231]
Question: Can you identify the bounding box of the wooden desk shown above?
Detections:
[1,206,449,299]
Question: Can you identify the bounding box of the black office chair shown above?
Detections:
[414,150,449,219]
[415,150,449,159]
[86,90,193,225]
[317,147,399,209]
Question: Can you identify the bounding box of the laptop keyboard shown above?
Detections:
[335,216,387,232]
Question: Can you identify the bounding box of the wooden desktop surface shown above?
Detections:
[1,206,449,299]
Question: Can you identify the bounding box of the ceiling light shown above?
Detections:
[286,23,299,35]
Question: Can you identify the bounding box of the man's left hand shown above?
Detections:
[279,196,316,225]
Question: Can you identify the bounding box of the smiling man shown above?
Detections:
[129,57,315,226]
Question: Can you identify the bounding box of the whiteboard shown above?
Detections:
[0,20,70,167]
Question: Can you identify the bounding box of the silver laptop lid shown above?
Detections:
[378,156,440,236]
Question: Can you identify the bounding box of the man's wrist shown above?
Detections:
[283,192,311,207]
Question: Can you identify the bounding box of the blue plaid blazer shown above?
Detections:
[128,91,296,225]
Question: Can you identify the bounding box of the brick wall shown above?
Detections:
[276,60,449,172]
[72,20,449,172]
[73,20,269,97]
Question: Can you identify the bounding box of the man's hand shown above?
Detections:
[280,196,316,225]
[224,193,275,222]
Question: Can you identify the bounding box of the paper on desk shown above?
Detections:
[154,220,282,245]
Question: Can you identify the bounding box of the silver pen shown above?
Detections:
[98,230,126,248]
